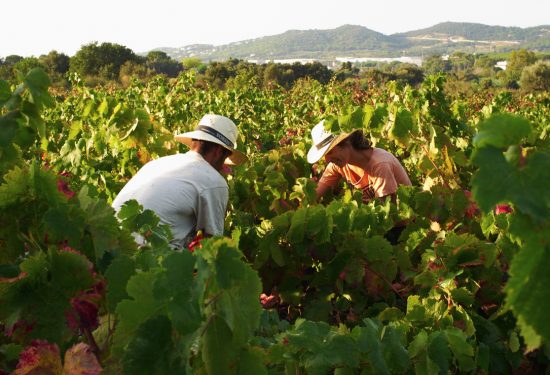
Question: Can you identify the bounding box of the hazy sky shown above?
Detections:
[3,0,549,57]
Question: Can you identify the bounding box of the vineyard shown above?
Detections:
[1,69,550,374]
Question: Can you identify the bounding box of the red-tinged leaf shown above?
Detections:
[13,340,62,375]
[63,343,102,375]
[56,174,75,199]
[65,280,105,331]
[463,190,479,218]
[5,320,34,339]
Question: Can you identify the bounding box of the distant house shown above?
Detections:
[272,58,318,64]
[495,61,507,70]
[335,56,423,66]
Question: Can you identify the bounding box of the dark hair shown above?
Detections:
[342,130,371,150]
[191,139,231,158]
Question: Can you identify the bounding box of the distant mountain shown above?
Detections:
[395,22,549,41]
[155,22,550,61]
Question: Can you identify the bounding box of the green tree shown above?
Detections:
[145,51,183,77]
[507,49,537,82]
[119,61,154,87]
[335,62,359,81]
[422,55,452,75]
[449,52,475,74]
[473,54,498,77]
[39,50,70,75]
[0,55,24,80]
[519,61,550,92]
[70,42,142,81]
[2,55,24,66]
[13,57,46,76]
[182,57,203,70]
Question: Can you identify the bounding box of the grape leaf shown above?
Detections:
[12,340,62,375]
[473,114,531,149]
[237,347,268,375]
[23,68,54,109]
[105,254,136,312]
[202,314,236,375]
[505,216,550,348]
[427,331,450,375]
[63,342,102,375]
[122,315,181,375]
[113,270,162,352]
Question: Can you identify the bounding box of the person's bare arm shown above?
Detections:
[315,163,342,202]
[316,182,333,201]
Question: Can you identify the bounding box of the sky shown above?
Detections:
[2,0,549,57]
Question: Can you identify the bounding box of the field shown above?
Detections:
[1,69,550,374]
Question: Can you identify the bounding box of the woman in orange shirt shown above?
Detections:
[308,120,411,203]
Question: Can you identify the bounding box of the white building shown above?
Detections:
[335,56,423,66]
[495,61,507,70]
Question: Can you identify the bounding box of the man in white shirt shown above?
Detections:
[112,114,247,249]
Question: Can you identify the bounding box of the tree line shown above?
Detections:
[1,42,549,93]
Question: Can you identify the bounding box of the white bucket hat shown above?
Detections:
[175,114,247,166]
[307,120,354,163]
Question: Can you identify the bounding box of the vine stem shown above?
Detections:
[420,144,452,190]
[364,263,405,299]
[204,291,223,308]
[83,326,101,361]
[200,314,216,338]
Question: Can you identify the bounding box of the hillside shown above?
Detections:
[156,22,550,61]
[395,22,550,41]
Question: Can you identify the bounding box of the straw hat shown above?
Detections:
[307,120,353,164]
[175,114,247,166]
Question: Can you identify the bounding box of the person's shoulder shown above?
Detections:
[371,148,398,163]
[191,163,228,189]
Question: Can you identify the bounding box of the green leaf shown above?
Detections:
[408,330,428,358]
[406,295,428,321]
[0,80,10,105]
[43,205,84,245]
[122,315,183,375]
[505,221,550,349]
[199,239,262,347]
[427,331,450,375]
[161,251,201,335]
[105,255,136,312]
[68,121,82,140]
[23,68,54,109]
[114,270,162,352]
[305,205,332,244]
[378,307,404,322]
[237,347,267,375]
[471,148,550,221]
[79,192,126,261]
[0,113,18,148]
[445,328,475,371]
[473,114,531,148]
[287,207,307,244]
[389,108,415,146]
[0,343,23,362]
[202,315,236,375]
[338,106,365,132]
[382,326,410,374]
[352,320,388,374]
[50,249,95,293]
[270,245,285,267]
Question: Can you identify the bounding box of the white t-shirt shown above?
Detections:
[112,151,228,247]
